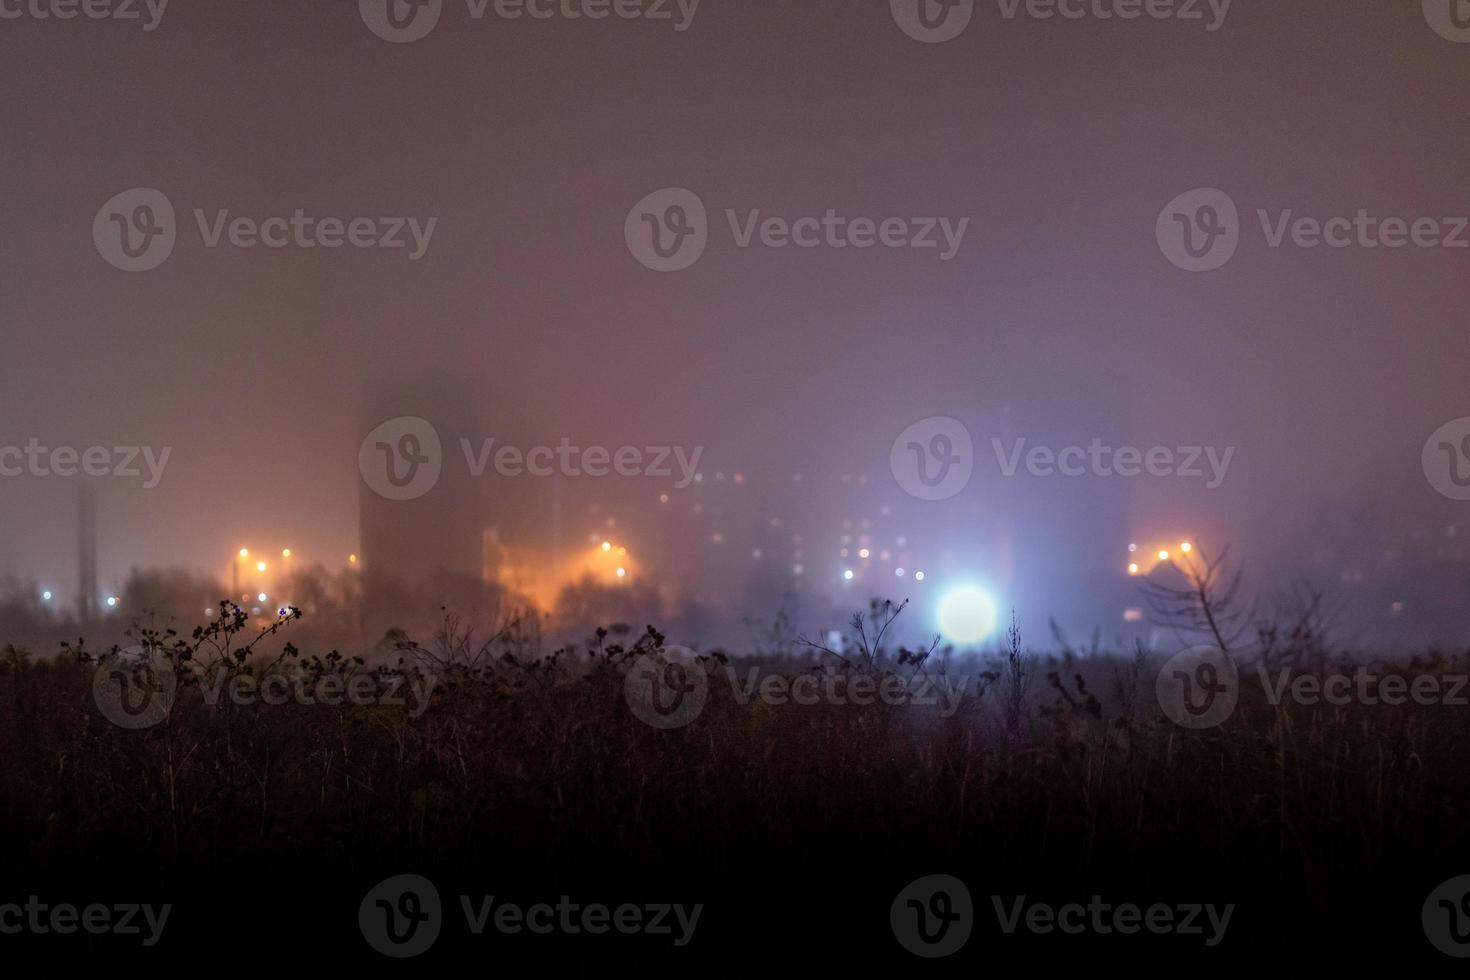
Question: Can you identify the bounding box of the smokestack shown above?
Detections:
[77,484,97,622]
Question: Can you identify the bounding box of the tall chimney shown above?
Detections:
[77,484,97,622]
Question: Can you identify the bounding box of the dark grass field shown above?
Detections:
[2,609,1468,975]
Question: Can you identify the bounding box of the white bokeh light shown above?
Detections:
[937,586,999,645]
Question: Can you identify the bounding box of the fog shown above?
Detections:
[1,1,1466,652]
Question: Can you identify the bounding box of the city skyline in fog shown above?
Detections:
[1,1,1467,646]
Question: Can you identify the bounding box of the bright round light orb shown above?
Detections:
[937,586,999,645]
